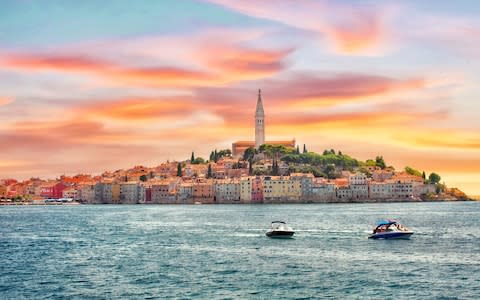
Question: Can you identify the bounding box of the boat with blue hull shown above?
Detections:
[369,220,413,239]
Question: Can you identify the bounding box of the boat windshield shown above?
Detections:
[271,222,292,231]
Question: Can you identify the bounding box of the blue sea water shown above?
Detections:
[1,202,479,299]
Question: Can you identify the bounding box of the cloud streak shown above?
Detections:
[205,0,392,54]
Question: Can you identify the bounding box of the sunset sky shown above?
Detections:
[1,0,479,195]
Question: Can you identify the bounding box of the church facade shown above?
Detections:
[232,90,296,158]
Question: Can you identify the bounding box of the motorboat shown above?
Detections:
[266,221,295,238]
[368,219,413,239]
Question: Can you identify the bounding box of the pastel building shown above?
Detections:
[78,184,95,203]
[151,181,177,204]
[251,176,264,203]
[311,179,336,202]
[215,179,241,203]
[120,182,142,204]
[62,187,79,200]
[178,182,194,204]
[263,176,301,203]
[94,182,113,204]
[240,177,252,203]
[290,173,314,199]
[40,182,67,199]
[193,179,215,204]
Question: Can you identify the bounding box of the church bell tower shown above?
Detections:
[255,89,265,148]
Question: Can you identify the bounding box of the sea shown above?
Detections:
[1,202,479,299]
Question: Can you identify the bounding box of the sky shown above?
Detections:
[0,0,479,195]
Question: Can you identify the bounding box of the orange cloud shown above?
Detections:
[80,97,197,121]
[206,0,392,55]
[0,97,13,106]
[201,46,293,81]
[1,45,293,87]
[1,53,213,87]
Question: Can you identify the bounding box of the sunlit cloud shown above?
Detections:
[0,97,13,106]
[205,0,394,55]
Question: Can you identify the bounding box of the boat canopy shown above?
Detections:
[271,221,286,224]
[376,219,398,226]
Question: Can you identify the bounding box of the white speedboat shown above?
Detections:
[266,221,295,238]
[368,220,413,239]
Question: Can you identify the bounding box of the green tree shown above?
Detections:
[209,151,215,162]
[177,163,182,177]
[422,171,426,180]
[303,144,307,153]
[193,157,205,164]
[324,164,337,179]
[405,166,422,177]
[207,164,213,178]
[375,156,386,169]
[139,175,148,182]
[330,149,336,155]
[296,145,300,154]
[429,172,441,184]
[191,151,195,163]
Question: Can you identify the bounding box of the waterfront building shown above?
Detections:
[251,176,264,203]
[0,185,6,197]
[336,186,353,201]
[40,182,67,199]
[151,181,177,204]
[311,178,336,202]
[111,183,121,203]
[119,182,142,204]
[94,182,113,204]
[193,179,215,204]
[215,179,241,203]
[263,176,301,203]
[413,183,436,196]
[290,173,314,199]
[348,173,369,200]
[178,182,193,204]
[62,187,79,200]
[78,184,95,203]
[232,90,295,157]
[240,176,252,203]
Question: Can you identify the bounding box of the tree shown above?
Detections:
[191,151,195,163]
[303,144,307,153]
[177,163,182,177]
[405,166,422,177]
[422,171,426,180]
[214,149,218,162]
[139,175,148,182]
[207,164,213,178]
[209,151,215,162]
[324,164,337,179]
[375,156,386,169]
[338,151,343,156]
[428,173,441,184]
[296,145,300,154]
[323,150,329,155]
[243,147,256,175]
[193,157,205,164]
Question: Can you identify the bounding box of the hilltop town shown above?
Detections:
[0,90,471,204]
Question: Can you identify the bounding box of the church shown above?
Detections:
[232,90,296,157]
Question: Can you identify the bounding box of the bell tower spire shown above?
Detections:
[255,89,265,148]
